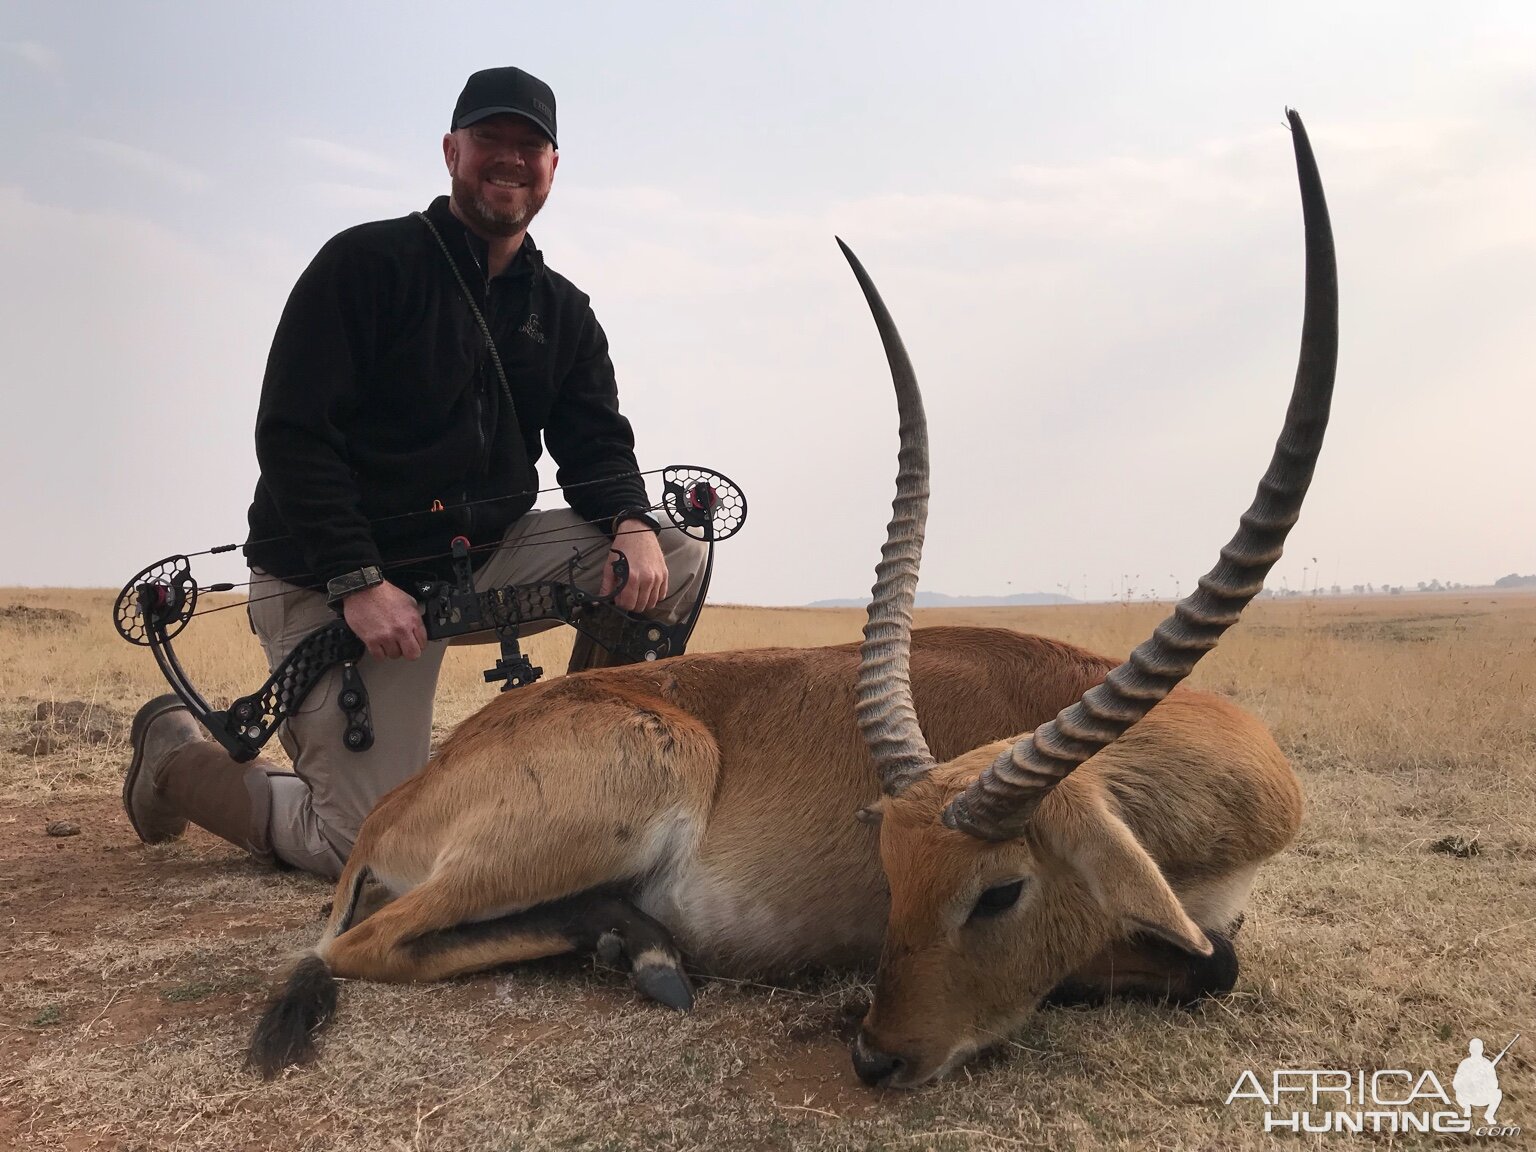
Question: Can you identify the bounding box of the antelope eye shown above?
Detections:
[969,879,1026,921]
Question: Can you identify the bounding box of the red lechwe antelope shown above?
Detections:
[250,110,1335,1089]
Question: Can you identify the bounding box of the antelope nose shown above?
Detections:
[852,1031,906,1087]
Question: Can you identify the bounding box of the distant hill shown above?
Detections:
[807,591,1078,608]
[1494,573,1536,589]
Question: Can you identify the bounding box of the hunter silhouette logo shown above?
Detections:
[1456,1036,1516,1124]
[1226,1033,1521,1137]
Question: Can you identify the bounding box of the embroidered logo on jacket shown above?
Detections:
[520,313,546,344]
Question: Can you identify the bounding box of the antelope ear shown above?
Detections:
[1041,793,1212,957]
[854,802,885,826]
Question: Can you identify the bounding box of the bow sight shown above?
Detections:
[114,465,745,763]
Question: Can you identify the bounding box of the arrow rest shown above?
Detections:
[484,636,543,691]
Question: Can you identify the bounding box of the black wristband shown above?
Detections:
[325,565,385,609]
[612,509,662,537]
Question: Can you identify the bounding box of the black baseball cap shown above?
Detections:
[451,67,558,147]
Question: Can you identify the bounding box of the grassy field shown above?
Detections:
[1,589,1532,1150]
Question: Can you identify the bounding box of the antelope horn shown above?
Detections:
[841,238,939,795]
[944,108,1339,841]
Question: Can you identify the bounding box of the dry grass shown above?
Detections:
[2,588,1533,1149]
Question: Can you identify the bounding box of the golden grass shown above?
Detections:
[2,588,1533,1149]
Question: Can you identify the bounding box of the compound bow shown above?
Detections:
[113,465,745,763]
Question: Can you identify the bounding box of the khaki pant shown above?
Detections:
[245,509,709,878]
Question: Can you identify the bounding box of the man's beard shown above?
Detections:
[451,173,548,237]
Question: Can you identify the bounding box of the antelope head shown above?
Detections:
[840,109,1338,1088]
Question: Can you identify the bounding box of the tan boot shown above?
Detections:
[123,694,277,864]
[123,694,200,843]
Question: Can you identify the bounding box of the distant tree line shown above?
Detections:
[1494,573,1536,589]
[1263,578,1494,598]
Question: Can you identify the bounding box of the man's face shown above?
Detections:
[443,114,558,238]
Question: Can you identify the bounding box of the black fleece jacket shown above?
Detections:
[244,195,649,588]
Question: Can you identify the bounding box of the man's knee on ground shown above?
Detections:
[267,772,352,880]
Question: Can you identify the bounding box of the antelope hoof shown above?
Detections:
[595,930,625,966]
[630,950,695,1011]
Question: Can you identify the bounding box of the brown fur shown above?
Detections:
[267,626,1300,1085]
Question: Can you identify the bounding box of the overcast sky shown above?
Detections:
[3,2,1533,604]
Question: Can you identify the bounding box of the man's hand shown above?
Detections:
[602,520,668,613]
[341,581,428,660]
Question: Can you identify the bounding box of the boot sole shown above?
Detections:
[123,693,194,844]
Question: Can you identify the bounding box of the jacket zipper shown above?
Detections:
[467,268,497,543]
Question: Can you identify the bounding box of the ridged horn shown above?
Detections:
[841,238,939,795]
[944,108,1339,841]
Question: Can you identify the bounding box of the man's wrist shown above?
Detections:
[612,509,662,538]
[326,565,385,609]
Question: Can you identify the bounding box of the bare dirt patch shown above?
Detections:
[2,594,1533,1149]
[0,605,86,632]
[10,700,125,758]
